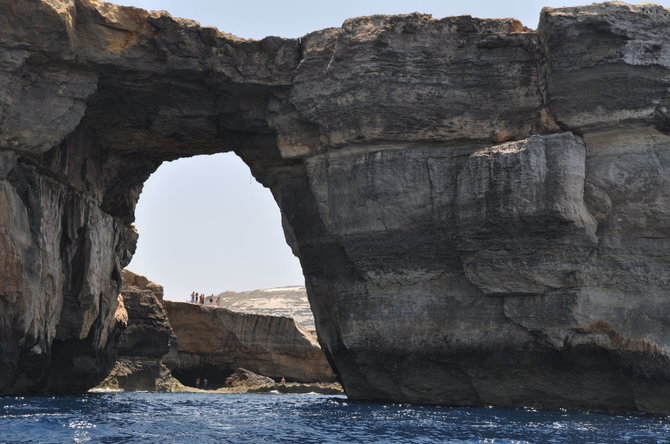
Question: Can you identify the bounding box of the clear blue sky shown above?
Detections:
[111,0,645,39]
[120,0,668,300]
[127,153,299,300]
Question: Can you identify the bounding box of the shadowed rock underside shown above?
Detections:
[0,0,669,413]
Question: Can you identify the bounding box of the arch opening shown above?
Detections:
[127,152,304,300]
[121,152,337,390]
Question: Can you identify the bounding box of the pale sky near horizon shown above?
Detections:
[121,0,668,301]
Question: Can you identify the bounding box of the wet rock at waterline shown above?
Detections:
[224,368,344,395]
[0,0,669,413]
[163,301,336,385]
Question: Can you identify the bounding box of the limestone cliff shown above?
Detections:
[0,0,669,413]
[116,270,171,359]
[163,301,335,384]
[95,269,183,391]
[212,286,315,330]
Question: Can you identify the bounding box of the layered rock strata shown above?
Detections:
[212,286,315,330]
[95,269,183,391]
[0,0,669,412]
[163,301,335,385]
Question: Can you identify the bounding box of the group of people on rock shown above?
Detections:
[195,377,208,389]
[190,292,215,304]
[190,292,204,304]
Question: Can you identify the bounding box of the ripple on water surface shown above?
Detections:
[1,393,669,443]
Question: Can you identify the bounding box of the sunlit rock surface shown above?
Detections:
[211,286,315,330]
[163,301,335,384]
[0,0,669,412]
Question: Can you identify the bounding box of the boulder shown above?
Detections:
[224,368,275,389]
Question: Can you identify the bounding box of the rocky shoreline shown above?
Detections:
[93,270,337,394]
[93,367,343,396]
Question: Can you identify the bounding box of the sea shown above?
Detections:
[1,392,669,443]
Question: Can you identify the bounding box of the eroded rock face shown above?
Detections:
[94,269,180,391]
[0,0,669,412]
[163,301,335,384]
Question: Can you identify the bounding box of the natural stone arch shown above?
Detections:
[0,0,339,395]
[1,0,670,414]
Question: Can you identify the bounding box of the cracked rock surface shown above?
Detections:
[0,0,669,413]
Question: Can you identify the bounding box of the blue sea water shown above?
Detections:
[1,393,669,444]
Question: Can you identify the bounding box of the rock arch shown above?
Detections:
[1,0,670,413]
